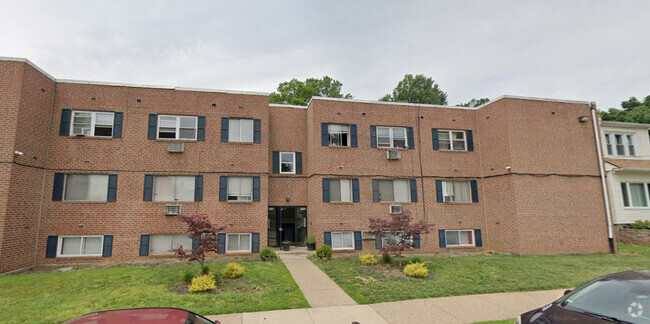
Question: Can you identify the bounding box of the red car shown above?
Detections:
[66,307,219,324]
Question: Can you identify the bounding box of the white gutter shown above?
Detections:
[590,103,615,253]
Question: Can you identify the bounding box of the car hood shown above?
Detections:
[522,304,613,323]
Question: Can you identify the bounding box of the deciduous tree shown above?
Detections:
[380,74,448,105]
[369,210,433,267]
[173,214,225,275]
[600,95,650,124]
[269,76,353,106]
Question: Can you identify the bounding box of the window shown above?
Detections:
[328,124,349,146]
[280,152,295,174]
[64,174,109,201]
[605,133,635,156]
[605,134,613,155]
[153,176,195,201]
[331,231,354,250]
[445,230,474,247]
[228,118,254,142]
[71,111,114,137]
[226,233,251,252]
[378,179,410,202]
[381,232,411,246]
[58,236,103,257]
[441,181,472,203]
[621,182,650,208]
[438,130,467,151]
[157,115,197,140]
[150,234,192,254]
[330,179,352,202]
[227,177,253,201]
[377,126,407,148]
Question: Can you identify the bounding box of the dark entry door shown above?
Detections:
[267,207,307,247]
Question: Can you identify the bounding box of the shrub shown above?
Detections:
[382,253,392,264]
[359,254,378,266]
[409,256,422,264]
[189,274,216,293]
[316,245,332,260]
[213,272,221,286]
[222,262,245,279]
[182,270,195,284]
[202,265,210,275]
[629,220,650,230]
[259,247,277,261]
[403,262,428,278]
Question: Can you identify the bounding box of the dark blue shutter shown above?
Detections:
[252,232,260,252]
[102,235,113,257]
[197,116,206,141]
[370,125,377,148]
[143,175,153,201]
[194,175,203,201]
[272,151,280,173]
[321,123,329,146]
[52,173,65,201]
[192,238,198,249]
[375,237,382,249]
[219,176,228,201]
[324,232,332,247]
[147,114,157,139]
[322,178,330,202]
[139,235,150,256]
[217,233,226,253]
[253,176,260,202]
[470,180,479,203]
[474,229,483,247]
[113,112,123,138]
[439,230,446,248]
[295,152,302,174]
[253,119,261,143]
[354,231,362,250]
[410,179,418,202]
[221,117,229,142]
[46,235,58,258]
[413,234,421,249]
[352,178,360,202]
[432,128,440,150]
[372,179,380,202]
[436,180,443,202]
[107,174,118,202]
[59,109,72,136]
[407,127,415,149]
[350,124,358,147]
[466,130,474,151]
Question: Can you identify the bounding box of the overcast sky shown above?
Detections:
[1,0,648,109]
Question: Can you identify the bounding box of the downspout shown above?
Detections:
[590,102,615,254]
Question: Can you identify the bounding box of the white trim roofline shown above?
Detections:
[600,120,650,129]
[0,56,56,81]
[269,103,308,109]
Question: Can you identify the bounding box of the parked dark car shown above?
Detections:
[65,307,219,324]
[517,270,649,323]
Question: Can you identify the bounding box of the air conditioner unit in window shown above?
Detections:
[74,128,91,137]
[361,231,376,240]
[387,150,401,160]
[164,205,181,216]
[167,142,185,153]
[390,205,404,214]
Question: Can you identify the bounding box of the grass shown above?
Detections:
[313,243,650,304]
[0,260,309,324]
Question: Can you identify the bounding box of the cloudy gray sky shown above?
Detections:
[1,0,648,109]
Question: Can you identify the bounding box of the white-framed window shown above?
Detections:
[330,179,352,202]
[153,176,195,201]
[378,179,410,202]
[438,130,467,151]
[150,234,192,254]
[64,174,109,201]
[228,176,253,201]
[157,115,198,140]
[441,181,472,203]
[445,230,475,247]
[328,124,350,146]
[620,182,650,208]
[226,233,251,252]
[331,231,354,250]
[280,152,296,174]
[377,126,407,148]
[57,235,103,257]
[605,133,635,156]
[71,111,114,137]
[228,118,254,142]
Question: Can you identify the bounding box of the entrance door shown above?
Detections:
[267,206,307,247]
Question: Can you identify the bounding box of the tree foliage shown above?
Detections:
[269,76,352,106]
[599,95,650,124]
[173,214,225,275]
[457,98,490,107]
[380,74,448,105]
[369,210,433,267]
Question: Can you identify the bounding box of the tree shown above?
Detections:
[369,210,433,267]
[380,74,448,105]
[599,95,650,124]
[457,98,490,107]
[269,76,353,106]
[173,214,225,275]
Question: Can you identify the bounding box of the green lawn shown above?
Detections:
[0,260,309,324]
[313,244,650,304]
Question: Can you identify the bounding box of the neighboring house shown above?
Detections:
[0,57,612,273]
[601,121,650,226]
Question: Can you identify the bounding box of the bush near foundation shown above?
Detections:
[359,254,378,266]
[403,262,428,278]
[259,247,277,261]
[316,245,332,260]
[223,262,245,279]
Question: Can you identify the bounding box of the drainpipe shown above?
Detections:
[590,102,615,254]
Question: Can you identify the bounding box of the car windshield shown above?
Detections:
[561,278,650,324]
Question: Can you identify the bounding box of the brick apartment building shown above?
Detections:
[0,57,612,273]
